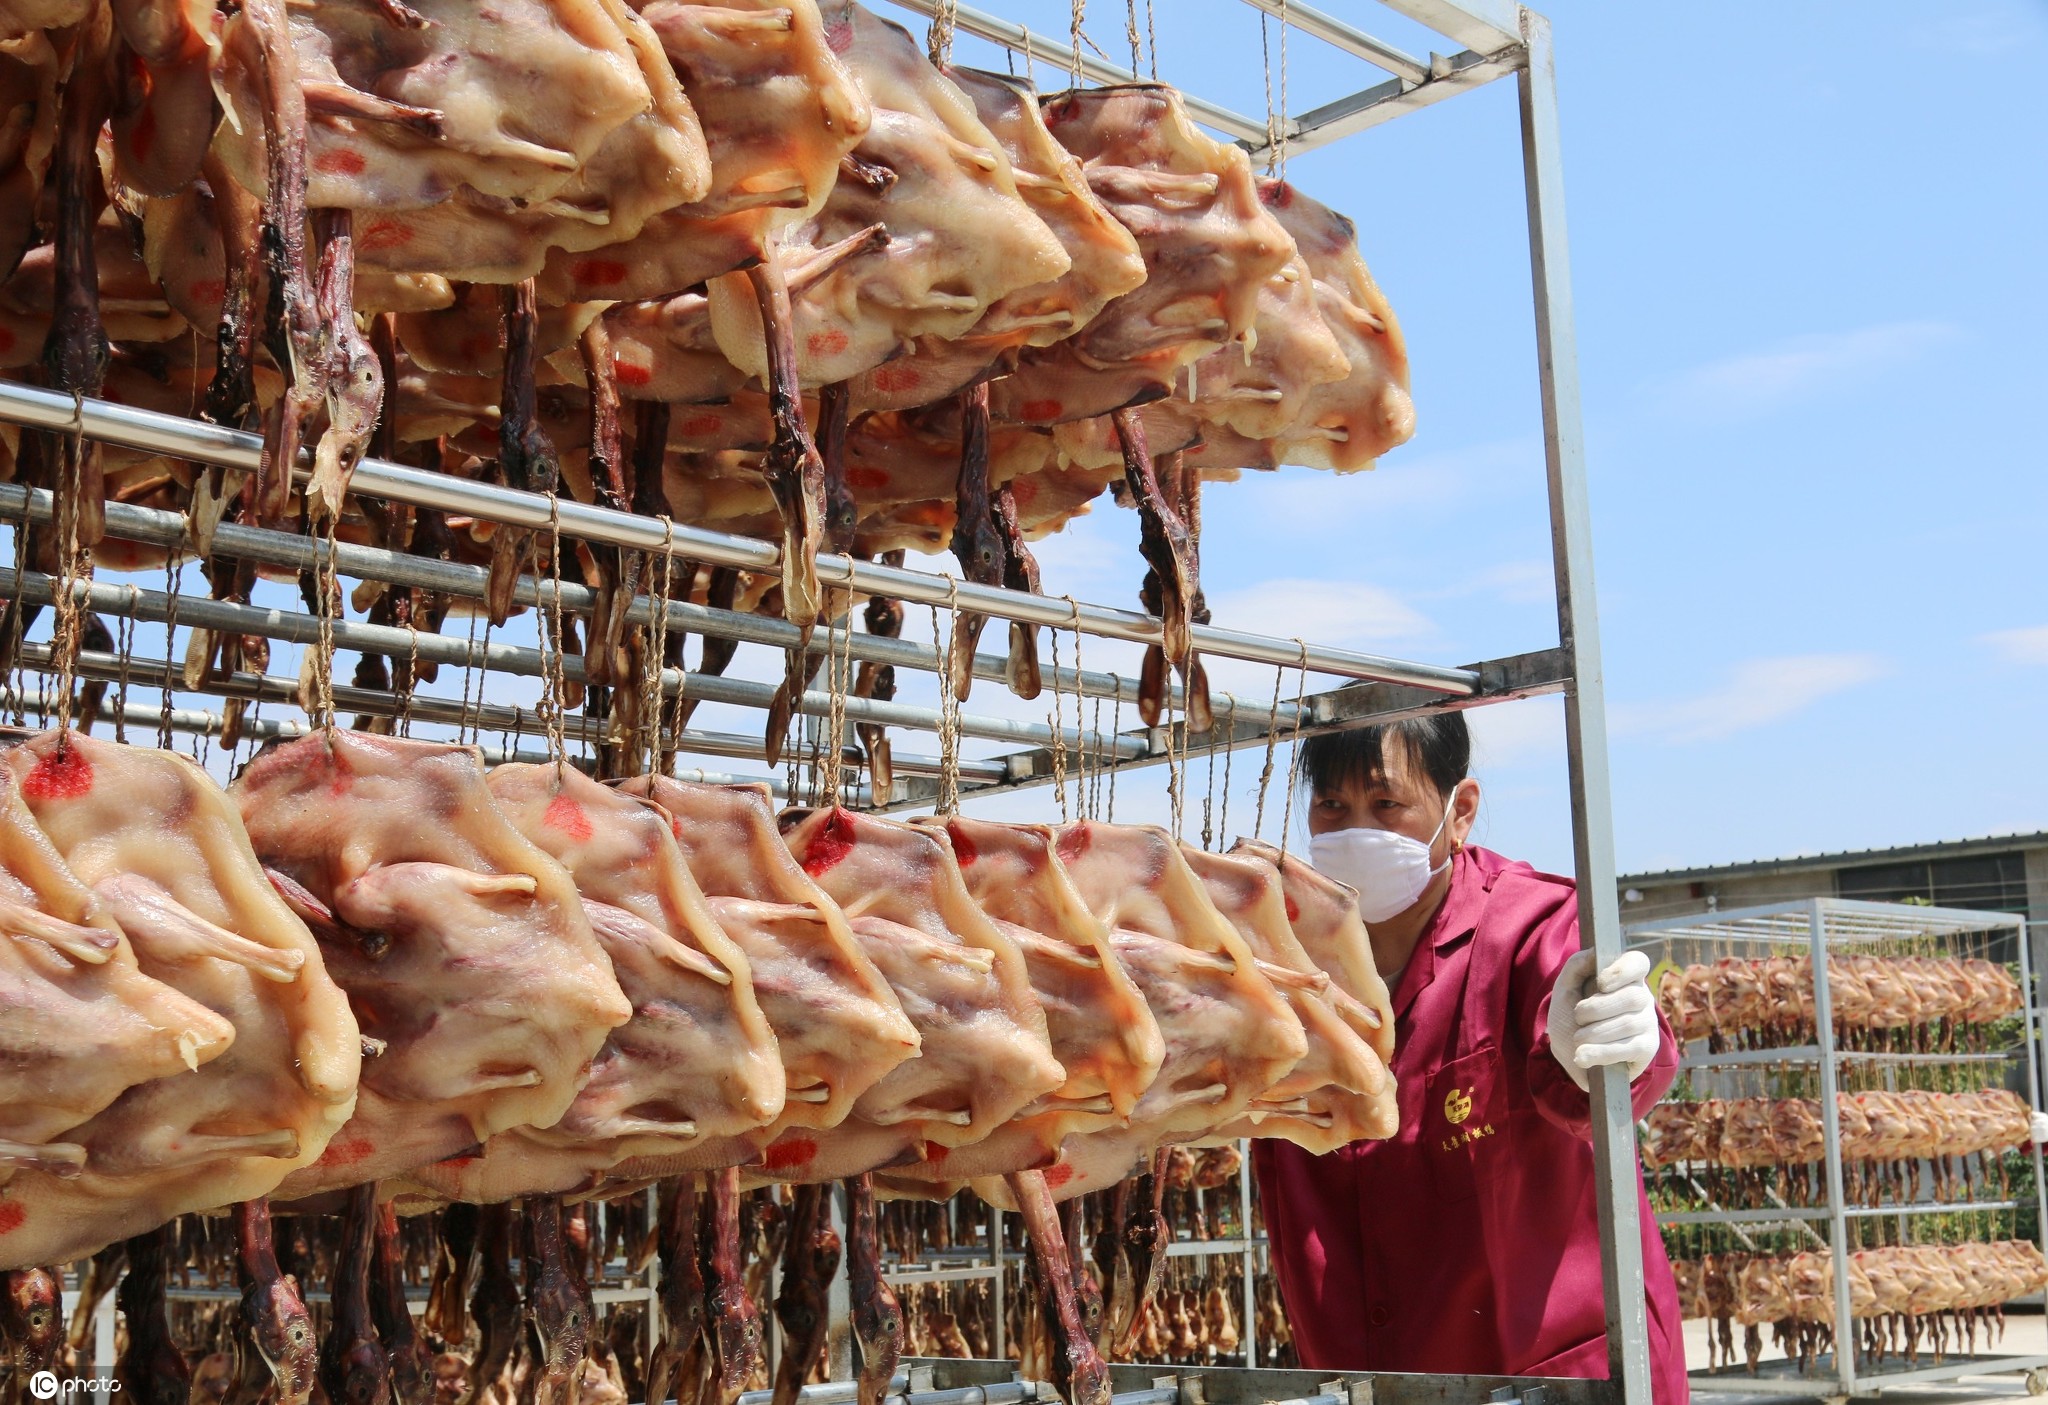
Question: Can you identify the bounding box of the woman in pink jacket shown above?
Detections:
[1252,714,1688,1405]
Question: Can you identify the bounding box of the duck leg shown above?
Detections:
[701,1168,763,1405]
[745,257,826,629]
[852,552,905,794]
[374,1202,432,1405]
[486,279,561,624]
[945,382,1002,702]
[1092,1185,1129,1352]
[523,1197,593,1405]
[769,1183,840,1405]
[990,482,1044,700]
[1109,411,1196,721]
[1004,1170,1110,1405]
[242,0,328,526]
[115,1224,189,1405]
[320,1183,392,1405]
[1114,1152,1169,1357]
[66,1241,123,1368]
[644,1178,704,1405]
[424,1203,479,1345]
[308,208,383,520]
[466,1205,521,1405]
[201,152,265,437]
[235,1199,316,1405]
[764,380,861,764]
[846,1175,902,1405]
[1060,1197,1104,1357]
[42,0,114,549]
[818,382,856,554]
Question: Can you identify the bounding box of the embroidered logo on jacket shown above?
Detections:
[1443,1085,1474,1125]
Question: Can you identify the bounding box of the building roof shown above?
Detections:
[1619,831,2048,888]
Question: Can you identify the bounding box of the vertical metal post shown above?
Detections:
[645,1187,663,1370]
[990,1203,1006,1361]
[1240,1139,1258,1368]
[1810,902,1856,1394]
[2018,918,2047,1270]
[1517,11,1650,1405]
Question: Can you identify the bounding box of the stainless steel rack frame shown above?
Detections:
[0,1,1653,1401]
[1627,898,2048,1397]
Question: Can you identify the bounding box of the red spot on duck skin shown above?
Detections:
[0,1201,23,1233]
[871,364,921,394]
[543,793,593,842]
[1055,825,1090,862]
[676,414,725,439]
[614,358,652,388]
[764,1136,817,1172]
[360,220,414,252]
[802,812,858,876]
[22,746,91,800]
[1018,398,1063,421]
[844,466,888,492]
[947,827,978,867]
[315,1137,376,1169]
[806,327,849,358]
[315,147,367,176]
[1042,1161,1076,1190]
[1285,894,1300,923]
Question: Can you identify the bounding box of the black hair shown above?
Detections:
[1297,712,1471,801]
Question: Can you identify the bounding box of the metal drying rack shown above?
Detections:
[1628,899,2048,1398]
[0,1,1651,1401]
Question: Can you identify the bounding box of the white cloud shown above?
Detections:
[1222,436,1541,530]
[1654,322,1961,420]
[1195,578,1436,700]
[1209,578,1433,646]
[1981,626,2048,666]
[1611,653,1890,744]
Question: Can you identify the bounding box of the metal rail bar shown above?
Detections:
[1229,0,1431,83]
[0,688,556,770]
[1679,1047,2021,1069]
[0,564,1146,760]
[10,640,1007,784]
[1655,1200,2024,1226]
[877,0,1273,143]
[1255,46,1525,159]
[0,383,1480,695]
[0,483,1291,726]
[1374,0,1522,56]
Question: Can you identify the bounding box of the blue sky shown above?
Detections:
[16,2,2044,882]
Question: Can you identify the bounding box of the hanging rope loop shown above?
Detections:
[1277,639,1310,862]
[541,491,569,777]
[928,0,958,67]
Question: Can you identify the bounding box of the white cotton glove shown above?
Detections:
[2031,1111,2048,1146]
[1548,948,1661,1092]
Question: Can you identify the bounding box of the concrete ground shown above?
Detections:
[1683,1311,2048,1404]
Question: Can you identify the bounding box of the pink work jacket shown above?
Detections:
[1252,845,1688,1405]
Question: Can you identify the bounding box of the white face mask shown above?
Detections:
[1307,798,1456,924]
